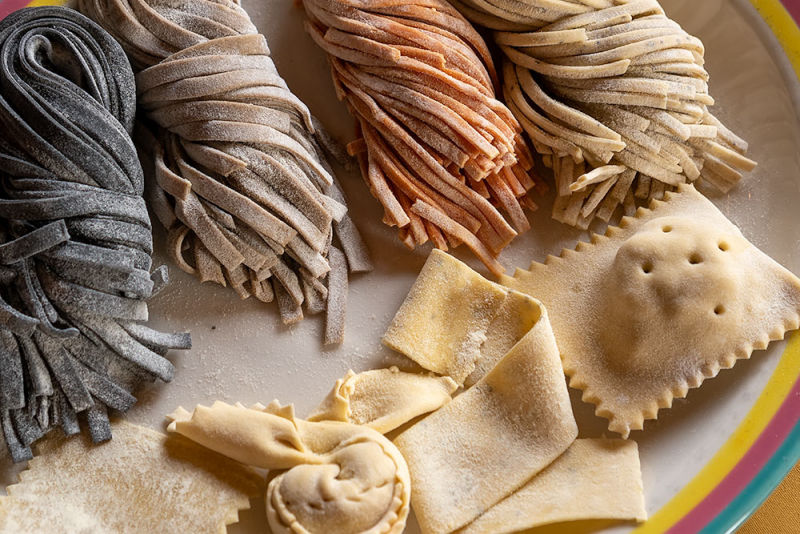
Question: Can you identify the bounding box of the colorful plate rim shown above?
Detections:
[1,0,799,533]
[633,4,800,532]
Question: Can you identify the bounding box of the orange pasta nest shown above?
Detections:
[302,0,543,275]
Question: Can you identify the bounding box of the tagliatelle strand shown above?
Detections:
[79,0,371,343]
[451,0,756,228]
[303,0,543,274]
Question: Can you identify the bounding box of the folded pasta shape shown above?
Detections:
[308,367,458,433]
[302,0,543,275]
[393,302,578,533]
[451,0,756,228]
[502,184,800,437]
[78,0,371,343]
[167,400,411,534]
[0,7,190,462]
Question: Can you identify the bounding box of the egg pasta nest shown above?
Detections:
[451,0,757,228]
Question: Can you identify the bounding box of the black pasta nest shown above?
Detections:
[0,6,190,462]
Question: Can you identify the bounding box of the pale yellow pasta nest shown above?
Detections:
[451,0,757,228]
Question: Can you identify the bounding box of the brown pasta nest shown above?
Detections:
[302,0,544,275]
[79,0,372,344]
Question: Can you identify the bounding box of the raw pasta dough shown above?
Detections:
[0,421,262,534]
[502,184,800,436]
[451,0,756,227]
[0,7,190,462]
[302,0,542,274]
[79,0,371,343]
[383,249,549,386]
[458,439,647,533]
[309,367,458,433]
[383,249,509,383]
[393,292,577,533]
[167,400,410,534]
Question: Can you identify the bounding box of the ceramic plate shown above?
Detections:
[1,0,799,532]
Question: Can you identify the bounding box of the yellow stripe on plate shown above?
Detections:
[750,0,800,79]
[634,332,800,533]
[25,0,66,6]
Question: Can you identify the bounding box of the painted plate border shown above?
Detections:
[633,4,800,533]
[0,0,798,532]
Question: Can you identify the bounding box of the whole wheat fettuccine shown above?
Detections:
[79,0,371,344]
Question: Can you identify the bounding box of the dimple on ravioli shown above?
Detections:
[502,184,800,437]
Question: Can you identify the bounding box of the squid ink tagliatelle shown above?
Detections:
[0,7,190,462]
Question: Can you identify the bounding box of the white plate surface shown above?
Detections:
[5,0,800,532]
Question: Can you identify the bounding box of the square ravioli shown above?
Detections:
[502,184,800,437]
[0,422,262,534]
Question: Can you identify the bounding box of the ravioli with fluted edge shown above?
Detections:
[502,183,800,437]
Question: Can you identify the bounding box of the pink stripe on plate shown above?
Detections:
[782,0,800,25]
[0,0,34,20]
[667,374,800,533]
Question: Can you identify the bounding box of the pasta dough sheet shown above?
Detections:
[502,184,800,437]
[383,249,556,387]
[465,288,544,386]
[308,367,458,434]
[0,421,262,534]
[383,250,508,383]
[458,439,647,534]
[394,301,577,534]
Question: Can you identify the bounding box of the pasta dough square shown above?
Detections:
[394,302,577,534]
[502,184,800,437]
[458,439,647,534]
[383,250,508,383]
[0,422,262,534]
